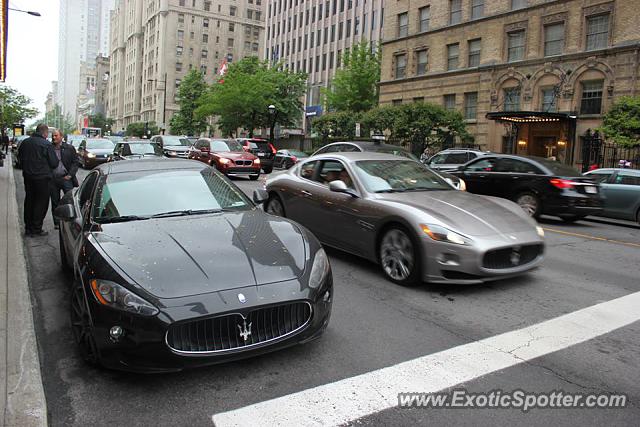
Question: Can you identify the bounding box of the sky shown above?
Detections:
[4,0,59,118]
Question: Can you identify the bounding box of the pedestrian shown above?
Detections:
[1,133,9,154]
[49,129,79,230]
[17,124,59,237]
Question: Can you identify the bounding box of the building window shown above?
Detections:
[544,22,564,56]
[229,22,235,32]
[397,12,408,37]
[541,88,557,112]
[450,0,462,25]
[511,0,527,10]
[471,0,484,20]
[203,18,209,28]
[178,13,184,24]
[447,43,459,70]
[230,6,237,16]
[507,30,525,62]
[176,62,183,72]
[586,14,610,50]
[204,1,211,11]
[504,87,521,112]
[464,92,478,119]
[392,99,402,106]
[395,54,406,79]
[346,19,352,37]
[177,30,184,40]
[416,50,428,75]
[176,46,183,56]
[228,38,234,47]
[444,94,456,111]
[468,39,481,67]
[419,6,430,32]
[201,50,208,58]
[580,81,604,115]
[179,0,185,5]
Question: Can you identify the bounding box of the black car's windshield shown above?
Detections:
[86,139,115,149]
[533,157,582,176]
[93,169,252,222]
[162,136,191,146]
[212,139,243,152]
[126,142,163,155]
[354,160,453,193]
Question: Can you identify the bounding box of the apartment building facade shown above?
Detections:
[108,0,265,133]
[265,0,385,133]
[379,0,640,167]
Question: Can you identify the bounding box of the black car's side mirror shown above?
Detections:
[456,165,464,171]
[253,188,269,204]
[54,204,76,221]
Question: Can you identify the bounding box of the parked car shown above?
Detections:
[237,138,276,173]
[77,138,115,169]
[108,140,164,161]
[274,149,310,169]
[583,168,640,224]
[448,154,603,221]
[262,152,545,286]
[425,148,489,171]
[54,159,332,372]
[190,138,261,180]
[151,135,193,158]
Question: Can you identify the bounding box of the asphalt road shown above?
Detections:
[12,163,640,426]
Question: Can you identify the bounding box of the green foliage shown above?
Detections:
[323,41,381,113]
[88,112,114,134]
[43,104,75,135]
[361,105,397,136]
[170,69,209,135]
[311,111,363,141]
[197,57,307,137]
[600,96,640,147]
[126,121,159,138]
[0,86,38,136]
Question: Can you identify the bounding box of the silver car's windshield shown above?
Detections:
[354,160,453,193]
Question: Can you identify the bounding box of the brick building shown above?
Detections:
[379,0,640,167]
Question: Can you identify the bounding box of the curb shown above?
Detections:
[1,160,48,427]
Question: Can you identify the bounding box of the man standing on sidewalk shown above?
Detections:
[49,129,79,230]
[17,124,59,237]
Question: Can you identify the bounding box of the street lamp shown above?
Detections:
[268,104,276,145]
[148,73,167,135]
[8,8,41,16]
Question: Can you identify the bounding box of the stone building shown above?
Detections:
[379,0,640,167]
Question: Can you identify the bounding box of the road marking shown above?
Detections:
[212,291,640,426]
[543,227,640,249]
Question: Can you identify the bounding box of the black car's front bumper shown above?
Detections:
[87,278,333,373]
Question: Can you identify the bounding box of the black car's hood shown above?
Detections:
[92,211,307,298]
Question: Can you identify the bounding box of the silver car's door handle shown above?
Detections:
[300,190,313,197]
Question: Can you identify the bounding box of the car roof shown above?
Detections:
[587,168,639,174]
[119,140,157,144]
[436,148,486,153]
[310,151,416,162]
[97,158,205,175]
[327,141,410,151]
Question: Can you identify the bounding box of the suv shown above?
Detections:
[425,149,489,171]
[151,135,193,158]
[237,138,276,173]
[190,138,261,180]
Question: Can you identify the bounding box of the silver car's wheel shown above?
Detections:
[265,196,285,217]
[515,193,540,217]
[379,228,418,285]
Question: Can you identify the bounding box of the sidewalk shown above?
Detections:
[0,153,48,427]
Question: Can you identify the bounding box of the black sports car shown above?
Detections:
[55,159,332,372]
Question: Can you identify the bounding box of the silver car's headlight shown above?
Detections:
[309,248,330,289]
[89,279,158,316]
[420,224,468,245]
[536,226,544,238]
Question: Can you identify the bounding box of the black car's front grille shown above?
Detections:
[234,160,253,166]
[483,244,543,269]
[166,301,312,354]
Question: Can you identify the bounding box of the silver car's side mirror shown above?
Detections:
[329,180,349,192]
[253,188,269,204]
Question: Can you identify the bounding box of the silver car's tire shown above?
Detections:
[515,192,541,218]
[265,195,286,217]
[379,227,420,286]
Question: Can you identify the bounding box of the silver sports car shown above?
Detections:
[259,152,545,285]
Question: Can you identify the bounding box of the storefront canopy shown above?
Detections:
[486,111,575,123]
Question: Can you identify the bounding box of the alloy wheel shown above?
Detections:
[70,283,99,365]
[380,229,415,282]
[266,197,285,217]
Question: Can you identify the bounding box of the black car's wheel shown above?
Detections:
[378,226,420,286]
[250,174,260,181]
[263,166,273,174]
[265,194,286,217]
[58,229,72,275]
[515,192,541,218]
[560,215,585,223]
[70,281,100,366]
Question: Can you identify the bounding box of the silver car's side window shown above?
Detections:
[615,172,640,186]
[299,161,318,181]
[317,160,355,189]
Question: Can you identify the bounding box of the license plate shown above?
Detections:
[258,153,265,157]
[585,186,597,194]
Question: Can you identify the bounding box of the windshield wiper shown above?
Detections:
[375,188,407,193]
[95,215,150,224]
[149,208,224,218]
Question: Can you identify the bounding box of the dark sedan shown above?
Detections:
[448,154,603,221]
[151,135,193,158]
[108,140,164,161]
[77,138,115,169]
[274,149,309,169]
[54,159,332,372]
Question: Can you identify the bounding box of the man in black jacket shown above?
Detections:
[50,129,79,229]
[18,124,59,236]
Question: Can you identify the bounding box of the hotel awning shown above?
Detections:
[486,111,575,123]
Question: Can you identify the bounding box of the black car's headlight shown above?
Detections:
[89,279,158,316]
[308,248,330,289]
[420,224,469,245]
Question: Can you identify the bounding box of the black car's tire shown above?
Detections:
[250,174,260,180]
[515,192,541,218]
[70,281,101,366]
[378,226,421,286]
[58,229,72,275]
[560,215,585,223]
[264,194,286,217]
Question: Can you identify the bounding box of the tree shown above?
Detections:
[311,111,362,141]
[323,41,381,113]
[0,85,38,136]
[126,121,159,138]
[197,57,307,137]
[170,69,208,136]
[88,112,114,135]
[43,104,75,135]
[600,96,640,147]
